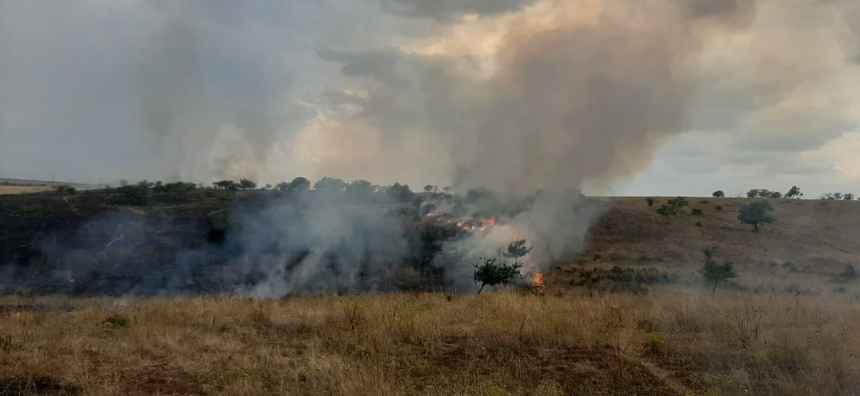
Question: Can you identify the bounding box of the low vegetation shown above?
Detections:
[1,292,858,395]
[2,182,860,394]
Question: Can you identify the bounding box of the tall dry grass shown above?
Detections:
[1,289,858,395]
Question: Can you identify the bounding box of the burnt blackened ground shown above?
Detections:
[0,189,458,296]
[0,190,246,295]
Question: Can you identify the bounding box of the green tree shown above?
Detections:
[472,239,533,294]
[473,258,522,294]
[844,193,855,201]
[345,179,374,195]
[785,186,802,199]
[213,180,237,190]
[699,247,737,294]
[289,177,311,192]
[314,177,346,192]
[737,201,775,231]
[238,179,257,190]
[386,183,414,203]
[712,190,725,198]
[423,185,434,193]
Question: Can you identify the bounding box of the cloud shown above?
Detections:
[377,0,539,22]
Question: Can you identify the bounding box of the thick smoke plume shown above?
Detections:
[316,0,758,194]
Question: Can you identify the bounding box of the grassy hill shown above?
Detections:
[556,197,860,296]
[0,192,858,395]
[0,178,94,195]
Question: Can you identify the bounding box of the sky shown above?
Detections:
[0,0,858,198]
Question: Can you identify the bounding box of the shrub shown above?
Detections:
[0,335,12,352]
[657,197,688,216]
[117,184,150,200]
[715,205,723,211]
[642,335,666,357]
[646,198,655,207]
[54,185,76,195]
[691,208,704,216]
[152,181,196,193]
[99,314,129,328]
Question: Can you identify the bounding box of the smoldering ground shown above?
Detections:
[0,188,604,297]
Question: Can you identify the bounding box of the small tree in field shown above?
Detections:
[473,239,531,294]
[712,190,725,198]
[423,185,434,193]
[700,247,737,294]
[473,258,522,294]
[646,197,655,207]
[737,201,775,231]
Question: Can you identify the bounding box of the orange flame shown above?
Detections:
[533,273,545,294]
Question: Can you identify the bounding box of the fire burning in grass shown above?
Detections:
[533,273,546,294]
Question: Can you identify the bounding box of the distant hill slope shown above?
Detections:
[1,191,857,295]
[556,196,860,294]
[0,178,94,195]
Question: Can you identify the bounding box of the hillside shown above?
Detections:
[0,178,93,195]
[1,191,858,296]
[557,197,860,295]
[1,191,859,395]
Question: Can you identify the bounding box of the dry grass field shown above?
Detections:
[0,178,89,195]
[0,186,55,195]
[1,291,858,395]
[1,196,859,395]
